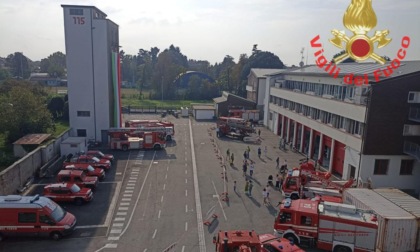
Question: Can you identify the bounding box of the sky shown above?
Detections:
[1,0,419,66]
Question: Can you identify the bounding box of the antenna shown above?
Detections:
[299,47,305,67]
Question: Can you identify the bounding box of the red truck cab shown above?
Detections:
[43,183,93,205]
[63,154,111,170]
[86,150,114,163]
[57,170,98,190]
[259,234,305,252]
[64,164,105,181]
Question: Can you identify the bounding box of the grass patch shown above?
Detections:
[52,120,70,137]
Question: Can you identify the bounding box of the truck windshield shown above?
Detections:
[92,157,100,162]
[87,165,95,172]
[70,184,81,193]
[50,204,66,222]
[96,151,105,157]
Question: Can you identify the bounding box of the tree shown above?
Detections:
[5,52,30,79]
[47,96,65,119]
[0,68,11,81]
[40,51,66,78]
[331,50,355,63]
[0,82,54,143]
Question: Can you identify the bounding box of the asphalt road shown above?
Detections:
[0,114,322,252]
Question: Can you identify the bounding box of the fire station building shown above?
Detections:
[263,61,420,195]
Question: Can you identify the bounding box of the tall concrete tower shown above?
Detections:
[62,5,121,143]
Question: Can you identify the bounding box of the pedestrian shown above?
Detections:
[243,150,247,160]
[242,161,248,177]
[264,146,267,157]
[275,174,280,191]
[258,147,261,158]
[248,180,253,197]
[276,157,280,169]
[216,127,220,137]
[226,148,230,159]
[262,188,268,205]
[283,159,288,170]
[249,161,255,177]
[245,180,249,195]
[231,153,234,165]
[246,146,251,159]
[258,129,261,137]
[233,180,237,192]
[266,184,271,203]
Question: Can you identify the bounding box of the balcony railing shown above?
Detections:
[409,107,420,122]
[403,141,420,161]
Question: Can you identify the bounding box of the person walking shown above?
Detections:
[262,188,268,205]
[230,153,234,166]
[243,150,247,160]
[276,157,280,169]
[283,159,288,170]
[264,146,267,157]
[249,161,255,177]
[275,174,281,191]
[265,184,271,204]
[233,180,237,192]
[258,147,261,158]
[246,146,251,159]
[248,180,253,197]
[226,148,230,160]
[245,180,249,195]
[242,161,248,177]
[258,129,261,137]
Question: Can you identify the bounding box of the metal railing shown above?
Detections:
[403,141,420,161]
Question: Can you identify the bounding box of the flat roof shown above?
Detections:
[374,188,420,218]
[13,134,51,145]
[192,105,214,110]
[61,5,107,18]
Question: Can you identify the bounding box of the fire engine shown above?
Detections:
[282,162,354,200]
[108,128,166,151]
[213,230,305,252]
[217,117,255,140]
[124,119,175,141]
[274,198,378,252]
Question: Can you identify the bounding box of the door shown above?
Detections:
[332,141,345,176]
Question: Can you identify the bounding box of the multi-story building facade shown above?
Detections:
[62,5,121,143]
[264,61,420,195]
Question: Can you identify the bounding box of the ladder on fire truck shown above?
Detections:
[300,168,354,192]
[108,127,167,133]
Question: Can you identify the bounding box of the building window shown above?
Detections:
[69,8,84,15]
[269,112,273,121]
[77,129,87,137]
[77,111,90,117]
[18,212,37,223]
[408,92,417,102]
[374,159,389,175]
[400,160,414,175]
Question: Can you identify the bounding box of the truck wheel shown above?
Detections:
[74,198,83,206]
[154,144,161,150]
[50,231,62,241]
[166,135,172,141]
[284,234,299,245]
[122,145,128,151]
[334,246,351,252]
[290,193,300,200]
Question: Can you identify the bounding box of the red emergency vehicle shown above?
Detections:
[108,128,166,151]
[57,170,99,190]
[64,164,105,181]
[274,198,378,252]
[63,154,111,170]
[217,117,255,140]
[125,119,175,141]
[43,183,93,205]
[0,194,77,241]
[86,150,114,163]
[282,162,353,200]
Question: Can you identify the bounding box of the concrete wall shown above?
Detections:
[0,129,70,195]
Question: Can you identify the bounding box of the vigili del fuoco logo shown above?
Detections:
[310,0,410,85]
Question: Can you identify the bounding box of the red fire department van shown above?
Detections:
[0,194,77,241]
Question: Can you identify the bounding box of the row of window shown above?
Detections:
[374,159,414,175]
[277,80,368,102]
[270,96,364,136]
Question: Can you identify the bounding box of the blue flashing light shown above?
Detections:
[284,198,292,208]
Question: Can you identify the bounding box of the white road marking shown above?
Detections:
[161,195,164,202]
[123,194,132,198]
[189,119,206,251]
[128,180,137,183]
[167,166,169,171]
[75,224,107,229]
[126,187,134,190]
[163,184,166,190]
[131,171,139,174]
[142,183,152,218]
[127,183,135,187]
[185,222,188,231]
[120,203,130,206]
[185,190,188,197]
[132,168,140,171]
[112,223,124,227]
[152,229,157,239]
[185,178,187,184]
[182,246,185,252]
[108,236,120,241]
[115,172,122,175]
[143,249,147,252]
[185,169,187,174]
[118,207,129,211]
[104,244,117,248]
[122,198,131,201]
[212,180,228,221]
[165,174,168,180]
[116,212,127,216]
[158,210,161,219]
[114,217,125,222]
[185,204,188,213]
[124,190,133,193]
[110,229,122,234]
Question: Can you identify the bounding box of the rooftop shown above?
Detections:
[13,134,51,145]
[250,68,285,78]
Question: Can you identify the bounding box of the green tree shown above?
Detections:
[331,50,355,63]
[40,51,66,78]
[47,96,65,119]
[0,68,11,81]
[0,84,54,143]
[5,52,31,79]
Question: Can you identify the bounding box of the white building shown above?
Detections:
[62,5,121,143]
[264,61,420,196]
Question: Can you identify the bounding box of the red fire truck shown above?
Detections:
[216,117,255,140]
[125,119,175,141]
[108,128,166,151]
[282,162,354,200]
[274,198,378,252]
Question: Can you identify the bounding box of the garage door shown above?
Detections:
[195,110,215,120]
